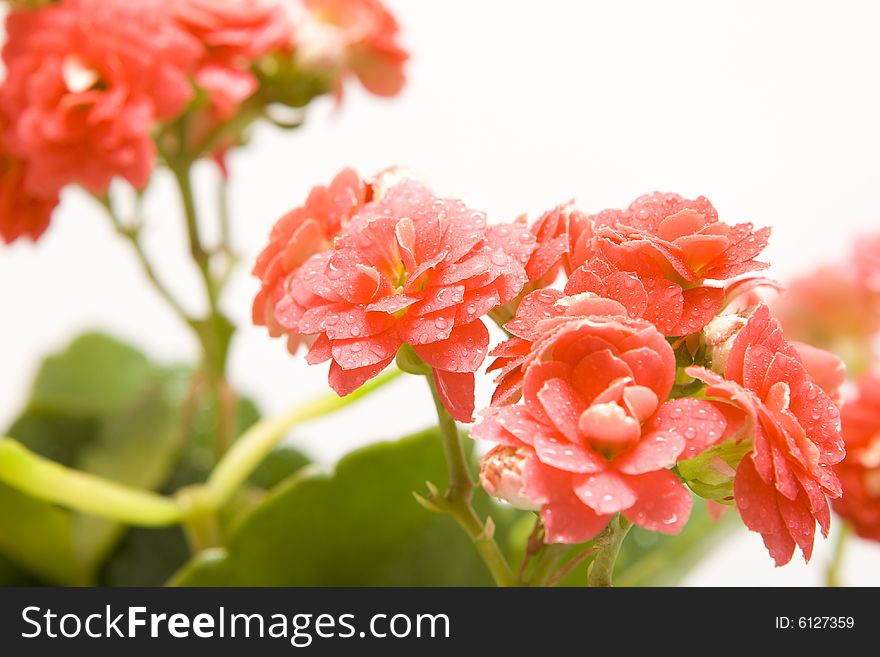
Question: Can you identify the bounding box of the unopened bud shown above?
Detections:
[702,314,748,374]
[479,446,540,511]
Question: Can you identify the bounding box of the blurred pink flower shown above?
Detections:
[689,305,845,565]
[0,122,58,244]
[833,371,880,542]
[1,0,202,195]
[771,265,880,358]
[272,178,533,422]
[173,0,291,119]
[295,0,408,97]
[474,310,728,543]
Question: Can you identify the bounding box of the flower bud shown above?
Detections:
[479,446,540,511]
[701,314,747,373]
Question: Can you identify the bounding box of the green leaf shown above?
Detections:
[172,429,512,586]
[97,397,269,587]
[0,551,37,586]
[0,483,88,585]
[0,333,189,584]
[28,333,155,418]
[247,445,311,490]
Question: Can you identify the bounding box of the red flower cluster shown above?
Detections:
[260,173,534,422]
[689,306,845,565]
[0,0,408,243]
[1,0,200,196]
[256,182,848,562]
[834,372,880,541]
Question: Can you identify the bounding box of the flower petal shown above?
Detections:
[573,470,637,514]
[433,369,475,423]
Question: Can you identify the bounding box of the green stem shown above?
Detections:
[527,543,569,587]
[98,195,191,323]
[0,438,183,527]
[168,154,235,458]
[169,161,219,315]
[204,368,403,509]
[827,521,851,588]
[424,376,517,587]
[178,487,223,553]
[588,515,632,587]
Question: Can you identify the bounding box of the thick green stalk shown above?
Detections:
[204,368,404,509]
[0,438,183,527]
[588,515,632,587]
[424,377,517,587]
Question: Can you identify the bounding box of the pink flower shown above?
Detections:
[1,0,201,195]
[520,201,592,287]
[488,269,727,406]
[252,167,370,353]
[173,0,290,120]
[295,0,407,97]
[473,311,729,543]
[833,371,880,542]
[565,253,726,337]
[854,234,880,294]
[0,123,59,244]
[689,305,845,565]
[592,192,770,283]
[771,265,880,355]
[271,177,534,421]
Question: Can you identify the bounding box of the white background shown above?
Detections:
[2,0,879,585]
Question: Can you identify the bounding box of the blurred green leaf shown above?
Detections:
[97,397,269,587]
[0,552,37,586]
[28,333,155,418]
[172,429,513,586]
[1,333,188,584]
[0,483,87,585]
[248,445,311,490]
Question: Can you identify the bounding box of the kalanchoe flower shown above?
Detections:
[854,234,880,294]
[833,371,880,542]
[0,121,59,244]
[489,275,729,406]
[173,0,291,121]
[293,0,408,98]
[688,305,846,565]
[474,308,729,543]
[271,177,534,422]
[252,167,370,353]
[772,262,880,375]
[0,0,202,195]
[565,253,726,337]
[591,192,771,283]
[520,201,592,288]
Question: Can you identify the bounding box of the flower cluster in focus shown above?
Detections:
[255,178,849,565]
